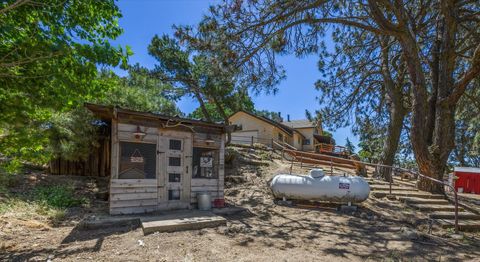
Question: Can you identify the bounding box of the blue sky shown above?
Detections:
[111,0,359,150]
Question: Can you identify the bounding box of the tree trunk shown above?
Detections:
[378,36,407,181]
[379,102,406,181]
[191,87,212,122]
[211,95,232,145]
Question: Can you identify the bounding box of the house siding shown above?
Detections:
[295,127,316,151]
[229,112,292,146]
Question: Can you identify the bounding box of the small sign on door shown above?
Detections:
[200,157,213,167]
[130,149,144,163]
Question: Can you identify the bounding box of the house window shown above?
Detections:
[278,133,283,141]
[236,124,243,131]
[303,139,311,145]
[298,137,301,144]
[168,189,181,200]
[169,157,181,166]
[169,139,182,150]
[118,142,156,179]
[192,147,219,179]
[169,173,181,182]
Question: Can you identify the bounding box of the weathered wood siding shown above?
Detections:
[108,119,225,214]
[109,179,157,215]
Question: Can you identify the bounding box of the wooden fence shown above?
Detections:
[49,135,111,177]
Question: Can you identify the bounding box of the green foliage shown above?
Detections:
[98,67,181,116]
[452,84,480,166]
[321,131,333,137]
[33,185,87,209]
[0,1,129,166]
[345,137,356,154]
[147,33,255,123]
[46,107,100,161]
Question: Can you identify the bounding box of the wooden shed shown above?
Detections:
[86,103,226,215]
[453,167,480,195]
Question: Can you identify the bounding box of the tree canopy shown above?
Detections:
[191,0,480,192]
[0,0,130,166]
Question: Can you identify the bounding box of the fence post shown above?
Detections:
[251,136,254,147]
[389,167,393,195]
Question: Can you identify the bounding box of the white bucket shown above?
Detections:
[197,192,212,211]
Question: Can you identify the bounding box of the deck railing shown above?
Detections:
[314,143,349,155]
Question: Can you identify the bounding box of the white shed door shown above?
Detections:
[157,133,192,210]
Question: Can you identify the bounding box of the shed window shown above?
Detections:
[118,142,156,179]
[192,147,219,179]
[303,139,311,145]
[169,139,182,150]
[168,189,181,200]
[169,173,181,182]
[169,157,181,166]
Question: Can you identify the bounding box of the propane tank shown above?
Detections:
[270,169,370,203]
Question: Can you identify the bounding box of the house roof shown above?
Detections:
[85,103,226,131]
[281,119,316,129]
[229,110,295,136]
[454,167,480,174]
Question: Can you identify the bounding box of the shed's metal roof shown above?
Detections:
[454,167,480,174]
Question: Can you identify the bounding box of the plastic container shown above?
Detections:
[213,198,225,208]
[197,192,212,210]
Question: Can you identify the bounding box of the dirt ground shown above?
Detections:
[1,148,480,261]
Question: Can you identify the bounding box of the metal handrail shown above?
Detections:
[278,146,460,233]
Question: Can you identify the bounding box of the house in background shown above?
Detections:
[228,110,331,152]
[280,119,322,151]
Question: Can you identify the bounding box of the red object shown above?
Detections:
[454,167,480,194]
[213,198,225,208]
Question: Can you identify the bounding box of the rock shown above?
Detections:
[137,239,145,247]
[400,227,418,240]
[450,233,464,240]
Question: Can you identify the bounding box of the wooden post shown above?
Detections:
[271,138,274,149]
[251,136,254,147]
[389,167,393,195]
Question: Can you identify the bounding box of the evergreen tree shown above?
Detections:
[345,138,356,155]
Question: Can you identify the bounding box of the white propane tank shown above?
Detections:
[270,169,370,203]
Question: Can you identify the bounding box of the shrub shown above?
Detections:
[33,185,87,209]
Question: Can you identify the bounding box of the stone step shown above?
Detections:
[366,179,417,189]
[429,211,480,220]
[436,219,480,231]
[370,186,418,192]
[399,197,449,205]
[392,177,417,185]
[409,204,464,212]
[372,191,445,199]
[141,211,226,235]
